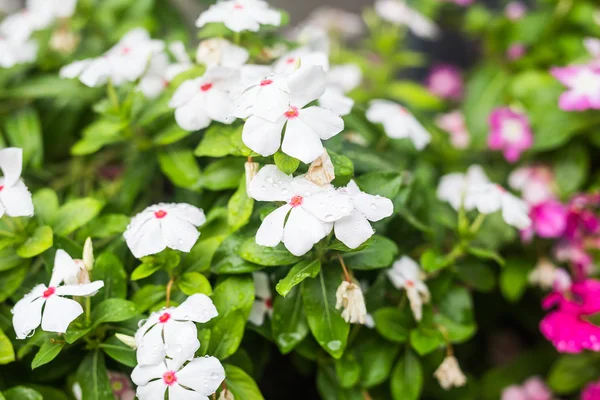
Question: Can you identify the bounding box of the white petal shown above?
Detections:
[163,320,200,362]
[136,381,167,400]
[319,88,354,116]
[160,217,200,253]
[166,203,206,226]
[248,165,292,202]
[174,96,212,131]
[139,77,166,99]
[237,82,291,122]
[79,58,111,87]
[501,193,532,229]
[407,117,432,150]
[287,65,327,108]
[365,100,396,123]
[125,218,166,259]
[41,295,83,334]
[302,190,353,222]
[0,180,34,217]
[205,89,235,123]
[49,249,77,287]
[253,271,271,300]
[170,79,201,108]
[12,285,46,339]
[136,324,166,366]
[171,293,218,323]
[351,191,394,222]
[242,116,285,157]
[281,118,325,164]
[328,64,362,93]
[297,106,344,140]
[0,147,22,187]
[436,173,466,211]
[55,281,104,297]
[465,184,502,214]
[131,361,168,386]
[248,300,268,326]
[334,211,374,249]
[406,287,424,321]
[256,205,291,247]
[169,385,203,400]
[60,60,90,80]
[282,207,331,256]
[177,356,225,396]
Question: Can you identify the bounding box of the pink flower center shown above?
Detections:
[265,298,273,309]
[406,280,414,288]
[154,210,168,219]
[162,371,177,386]
[289,195,303,208]
[43,287,56,298]
[0,185,4,192]
[398,106,408,114]
[496,184,507,193]
[260,79,273,86]
[284,106,299,119]
[285,57,296,65]
[233,3,244,9]
[159,312,171,323]
[200,83,213,92]
[121,47,131,55]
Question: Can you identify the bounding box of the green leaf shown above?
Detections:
[3,387,43,400]
[83,214,129,238]
[91,299,138,328]
[238,237,300,266]
[420,249,446,273]
[130,262,161,280]
[31,339,65,369]
[99,336,136,367]
[276,260,321,297]
[184,237,223,273]
[335,354,361,389]
[0,328,15,364]
[4,108,43,168]
[456,262,496,292]
[274,151,300,174]
[500,257,530,303]
[16,226,53,258]
[357,335,400,388]
[198,158,245,191]
[195,124,253,157]
[439,287,474,324]
[158,148,202,189]
[409,327,444,355]
[92,253,127,304]
[554,143,590,196]
[32,189,59,225]
[153,124,192,145]
[433,314,477,343]
[0,247,21,271]
[0,265,28,302]
[212,276,254,318]
[208,311,246,360]
[224,364,265,400]
[548,353,600,394]
[390,350,423,400]
[386,81,444,110]
[466,246,505,266]
[64,326,91,344]
[177,272,212,296]
[341,235,398,270]
[52,198,104,235]
[302,268,349,359]
[329,151,354,186]
[228,177,254,232]
[355,171,403,198]
[132,285,165,312]
[271,287,309,354]
[76,351,114,400]
[212,234,262,274]
[373,307,412,343]
[71,119,127,155]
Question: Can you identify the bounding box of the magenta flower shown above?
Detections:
[554,241,593,278]
[582,380,600,400]
[540,280,600,353]
[435,110,470,149]
[505,2,527,21]
[529,200,568,238]
[426,64,463,100]
[509,165,556,206]
[488,108,533,163]
[501,377,552,400]
[551,65,600,111]
[507,43,526,61]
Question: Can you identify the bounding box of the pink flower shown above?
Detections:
[554,240,593,278]
[108,371,134,400]
[507,43,526,61]
[529,200,568,239]
[426,64,463,100]
[551,65,600,112]
[509,165,556,206]
[488,108,533,163]
[505,2,527,20]
[501,377,552,400]
[582,380,600,400]
[435,110,470,149]
[540,280,600,353]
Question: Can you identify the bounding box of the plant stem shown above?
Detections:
[469,213,487,235]
[85,297,91,325]
[337,254,352,282]
[165,276,175,307]
[107,79,119,112]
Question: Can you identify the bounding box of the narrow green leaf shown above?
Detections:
[76,351,114,400]
[52,198,104,235]
[271,287,309,354]
[227,177,254,232]
[276,260,321,297]
[17,226,53,258]
[31,339,65,369]
[390,350,423,400]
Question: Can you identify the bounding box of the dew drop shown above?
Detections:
[266,177,274,184]
[327,340,341,351]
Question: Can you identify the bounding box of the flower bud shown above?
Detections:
[335,281,367,324]
[434,355,467,390]
[218,389,235,400]
[306,151,335,187]
[50,29,79,55]
[115,333,137,349]
[83,237,94,271]
[245,161,259,196]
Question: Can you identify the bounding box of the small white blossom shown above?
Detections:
[335,281,368,324]
[437,165,488,211]
[305,151,335,187]
[319,64,362,116]
[335,180,394,249]
[248,272,273,326]
[289,25,330,54]
[196,0,281,33]
[138,41,193,99]
[131,355,224,400]
[272,48,329,75]
[387,256,430,321]
[196,38,249,68]
[374,0,440,39]
[434,355,467,390]
[12,250,104,339]
[301,7,364,40]
[124,203,206,259]
[0,147,34,218]
[248,165,352,256]
[0,36,37,68]
[366,99,431,150]
[464,183,531,229]
[135,294,218,366]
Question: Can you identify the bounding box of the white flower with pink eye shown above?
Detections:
[272,48,329,75]
[437,165,489,211]
[11,250,104,339]
[0,36,37,68]
[196,38,249,68]
[195,0,281,33]
[319,64,362,117]
[0,147,34,218]
[488,107,533,163]
[386,256,430,321]
[131,355,224,400]
[241,66,344,163]
[509,165,556,206]
[465,183,531,230]
[374,0,440,40]
[248,165,352,256]
[135,294,218,366]
[169,66,240,131]
[138,41,193,99]
[436,110,470,149]
[551,65,600,112]
[248,271,273,326]
[334,180,394,249]
[366,99,431,150]
[123,203,206,259]
[0,4,52,42]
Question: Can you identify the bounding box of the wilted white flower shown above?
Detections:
[437,165,488,211]
[306,151,335,187]
[248,272,273,326]
[124,203,206,258]
[434,355,467,390]
[196,38,249,68]
[464,183,531,230]
[387,256,430,321]
[374,0,440,39]
[0,147,34,218]
[196,0,281,33]
[335,281,368,324]
[12,250,104,339]
[131,356,224,400]
[135,294,218,365]
[528,258,558,290]
[366,100,431,150]
[248,165,352,256]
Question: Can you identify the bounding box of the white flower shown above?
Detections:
[386,256,430,321]
[0,36,37,68]
[131,356,224,400]
[56,247,92,286]
[196,38,249,68]
[135,294,218,365]
[528,258,557,290]
[366,99,431,150]
[241,66,344,163]
[335,281,368,324]
[319,64,362,116]
[335,180,394,249]
[60,28,164,87]
[0,7,51,42]
[374,0,440,40]
[0,147,34,218]
[434,355,467,390]
[169,66,240,131]
[195,0,281,33]
[248,165,352,256]
[29,0,78,19]
[138,42,193,99]
[437,165,488,211]
[290,25,330,54]
[272,48,329,75]
[464,183,531,229]
[248,271,273,326]
[124,203,206,259]
[11,250,104,339]
[302,6,365,40]
[232,66,288,122]
[305,151,335,187]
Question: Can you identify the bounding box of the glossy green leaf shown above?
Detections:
[177,272,212,296]
[238,238,300,267]
[224,364,265,400]
[91,299,138,328]
[52,198,104,236]
[31,339,65,369]
[274,151,300,174]
[276,260,321,297]
[76,351,114,400]
[17,226,53,258]
[390,350,423,400]
[271,287,309,354]
[0,327,15,364]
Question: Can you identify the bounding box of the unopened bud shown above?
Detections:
[335,281,367,325]
[83,237,94,271]
[306,151,335,187]
[115,333,137,349]
[218,389,235,400]
[434,355,467,390]
[245,161,259,196]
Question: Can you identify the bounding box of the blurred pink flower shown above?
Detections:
[554,241,593,278]
[108,371,134,400]
[435,110,470,148]
[507,43,526,61]
[426,64,463,100]
[529,200,568,239]
[501,377,551,400]
[551,65,600,111]
[509,165,556,206]
[505,2,527,20]
[582,380,600,400]
[488,108,533,163]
